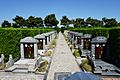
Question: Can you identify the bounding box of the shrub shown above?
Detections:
[37,60,48,72]
[109,28,120,68]
[44,50,53,56]
[73,49,80,57]
[82,64,92,72]
[80,58,92,72]
[68,28,111,38]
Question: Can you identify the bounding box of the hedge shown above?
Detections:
[109,28,120,67]
[0,28,54,61]
[68,28,112,38]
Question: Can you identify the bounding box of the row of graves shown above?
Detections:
[64,30,120,78]
[0,31,57,73]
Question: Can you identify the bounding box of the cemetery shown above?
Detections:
[64,30,120,78]
[0,31,57,75]
[1,0,120,79]
[0,28,119,80]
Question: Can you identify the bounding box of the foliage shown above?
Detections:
[86,17,103,27]
[50,37,57,49]
[44,14,59,27]
[49,34,57,49]
[60,16,71,27]
[44,50,53,56]
[67,27,113,38]
[54,27,60,33]
[74,18,86,28]
[0,28,53,62]
[109,28,120,67]
[26,16,43,28]
[73,49,80,58]
[12,15,44,28]
[1,20,11,28]
[37,60,48,72]
[80,59,92,72]
[102,17,118,27]
[12,15,26,28]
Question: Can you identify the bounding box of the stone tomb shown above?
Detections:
[34,34,46,56]
[6,37,42,73]
[49,31,56,42]
[91,36,107,59]
[74,32,83,48]
[43,33,51,50]
[20,37,38,59]
[67,31,74,43]
[81,34,92,50]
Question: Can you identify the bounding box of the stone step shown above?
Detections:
[14,64,29,69]
[5,65,16,72]
[12,68,28,73]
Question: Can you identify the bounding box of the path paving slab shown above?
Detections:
[47,32,80,80]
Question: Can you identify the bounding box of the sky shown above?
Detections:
[0,0,120,24]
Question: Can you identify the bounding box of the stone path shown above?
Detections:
[0,72,44,80]
[47,32,80,80]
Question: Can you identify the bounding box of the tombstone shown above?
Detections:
[20,37,39,59]
[49,31,55,42]
[75,33,83,45]
[5,37,42,73]
[67,31,72,42]
[81,34,92,50]
[44,33,50,47]
[91,36,107,59]
[69,31,74,43]
[34,34,46,56]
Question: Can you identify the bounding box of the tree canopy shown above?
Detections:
[1,14,120,28]
[1,20,11,28]
[44,14,59,27]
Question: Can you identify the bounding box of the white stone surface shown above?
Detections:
[0,72,44,80]
[20,44,24,59]
[34,44,38,58]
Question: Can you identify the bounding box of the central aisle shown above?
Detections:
[47,32,80,80]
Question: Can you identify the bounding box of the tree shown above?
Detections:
[86,17,103,27]
[74,18,85,28]
[60,16,70,27]
[44,14,59,28]
[26,16,35,28]
[12,15,25,28]
[102,17,118,27]
[34,17,44,28]
[1,20,11,28]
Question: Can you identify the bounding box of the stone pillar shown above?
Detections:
[46,37,49,45]
[43,39,45,50]
[1,54,4,64]
[34,44,38,59]
[91,44,95,60]
[81,39,83,49]
[20,44,24,59]
[51,34,52,41]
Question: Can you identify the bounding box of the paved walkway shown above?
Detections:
[47,32,80,80]
[0,72,44,80]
